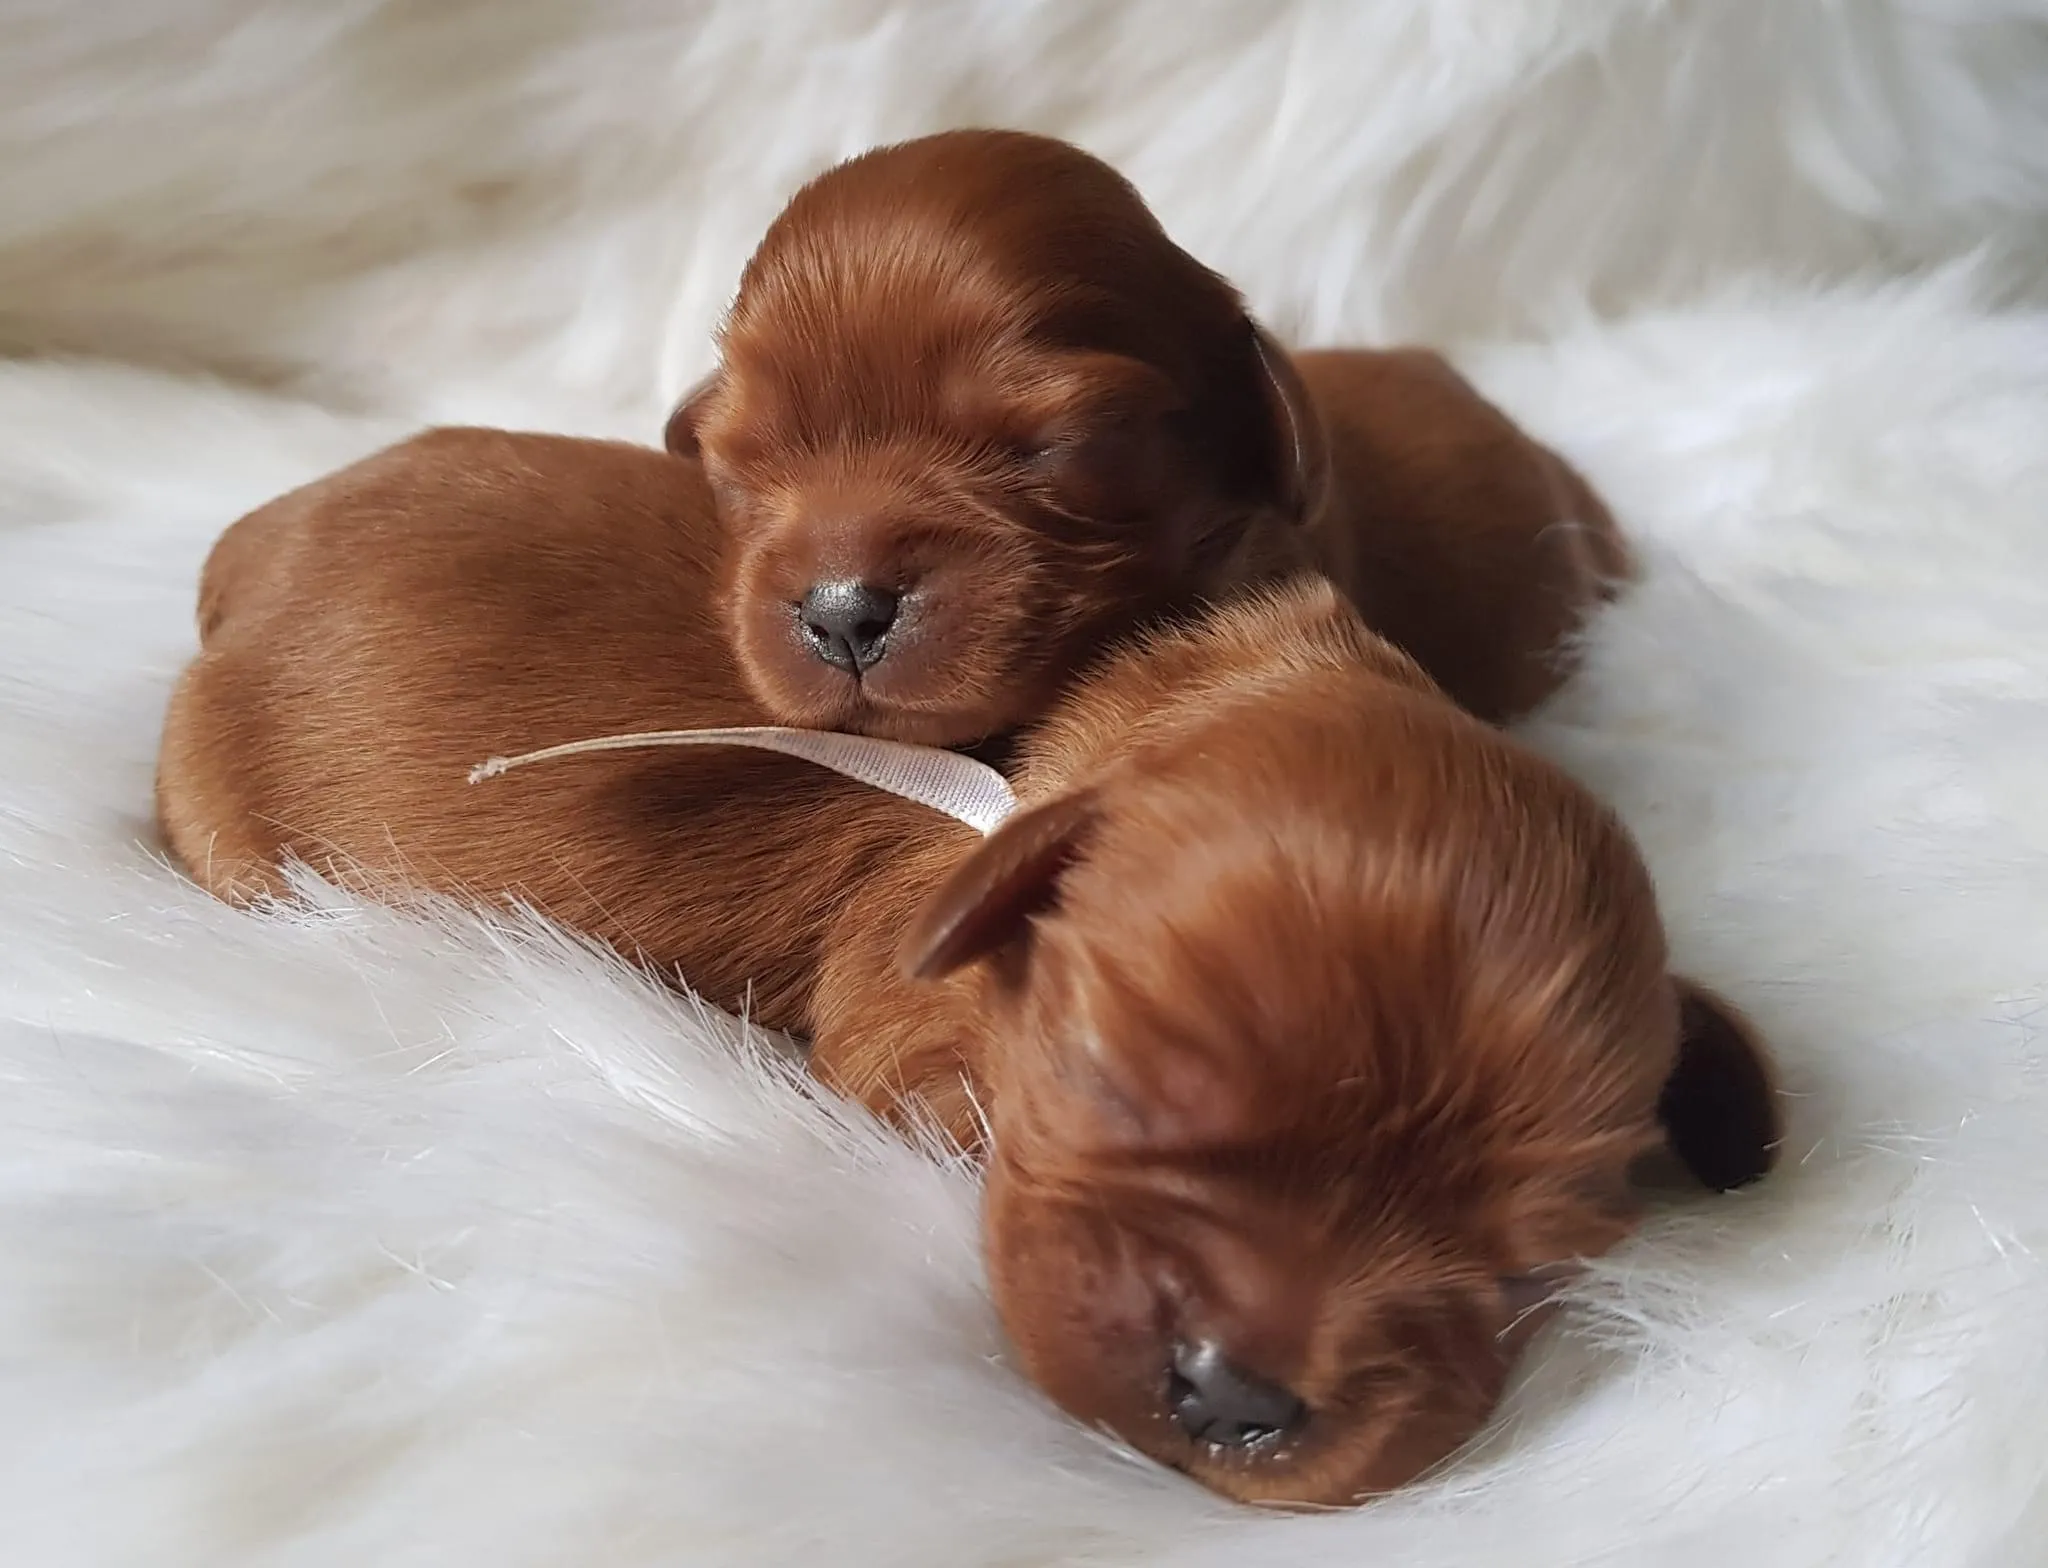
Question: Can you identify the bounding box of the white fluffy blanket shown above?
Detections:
[3,4,2047,1564]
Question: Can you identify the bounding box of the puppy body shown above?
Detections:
[1292,347,1631,725]
[158,428,970,1030]
[810,583,1750,1505]
[158,430,1775,1508]
[676,128,1627,740]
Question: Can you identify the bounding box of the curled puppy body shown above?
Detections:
[670,127,1627,740]
[157,430,1777,1509]
[809,579,1771,1505]
[156,427,942,1029]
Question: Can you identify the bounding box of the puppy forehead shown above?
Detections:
[716,280,1065,453]
[763,131,1163,311]
[721,154,1202,436]
[1031,756,1666,1122]
[732,179,1086,357]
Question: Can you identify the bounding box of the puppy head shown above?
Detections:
[902,690,1777,1505]
[671,129,1325,746]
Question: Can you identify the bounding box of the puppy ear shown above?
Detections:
[1656,978,1781,1192]
[1249,322,1329,525]
[662,372,722,457]
[898,789,1102,981]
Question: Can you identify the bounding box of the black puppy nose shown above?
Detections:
[1167,1339,1307,1449]
[797,580,899,675]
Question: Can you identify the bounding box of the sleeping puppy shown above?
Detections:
[667,127,1625,739]
[809,580,1769,1505]
[159,428,913,1029]
[157,428,1778,1508]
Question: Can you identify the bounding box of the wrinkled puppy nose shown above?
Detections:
[798,580,900,674]
[1168,1339,1307,1449]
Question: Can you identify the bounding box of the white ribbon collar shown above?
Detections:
[470,725,1019,836]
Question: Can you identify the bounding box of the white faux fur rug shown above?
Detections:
[3,4,2047,1564]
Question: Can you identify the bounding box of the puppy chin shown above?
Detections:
[856,668,1036,748]
[863,707,1012,748]
[728,603,1036,746]
[728,643,1009,746]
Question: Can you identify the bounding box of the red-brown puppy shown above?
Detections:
[1292,346,1631,725]
[158,428,921,1030]
[669,127,1624,738]
[667,127,1314,746]
[157,429,1777,1508]
[811,582,1772,1505]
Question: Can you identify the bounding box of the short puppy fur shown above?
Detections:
[669,128,1625,741]
[158,428,928,1031]
[823,585,1774,1505]
[158,429,1778,1508]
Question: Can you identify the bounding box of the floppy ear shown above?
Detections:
[898,789,1102,982]
[1248,321,1330,525]
[662,371,722,457]
[1656,978,1781,1192]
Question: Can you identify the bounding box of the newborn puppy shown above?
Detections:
[670,127,1625,738]
[809,580,1774,1505]
[667,127,1316,746]
[158,429,1778,1509]
[157,427,931,1031]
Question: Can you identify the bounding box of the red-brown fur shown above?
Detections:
[669,128,1627,740]
[1293,347,1632,724]
[156,429,952,1029]
[156,430,1777,1508]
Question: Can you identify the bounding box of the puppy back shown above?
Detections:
[158,428,963,1027]
[1292,348,1630,724]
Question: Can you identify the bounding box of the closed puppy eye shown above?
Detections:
[1331,1361,1408,1412]
[1008,414,1100,463]
[1023,418,1164,507]
[972,425,1064,471]
[1008,434,1060,464]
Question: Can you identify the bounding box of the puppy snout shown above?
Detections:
[1167,1339,1307,1450]
[797,580,900,675]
